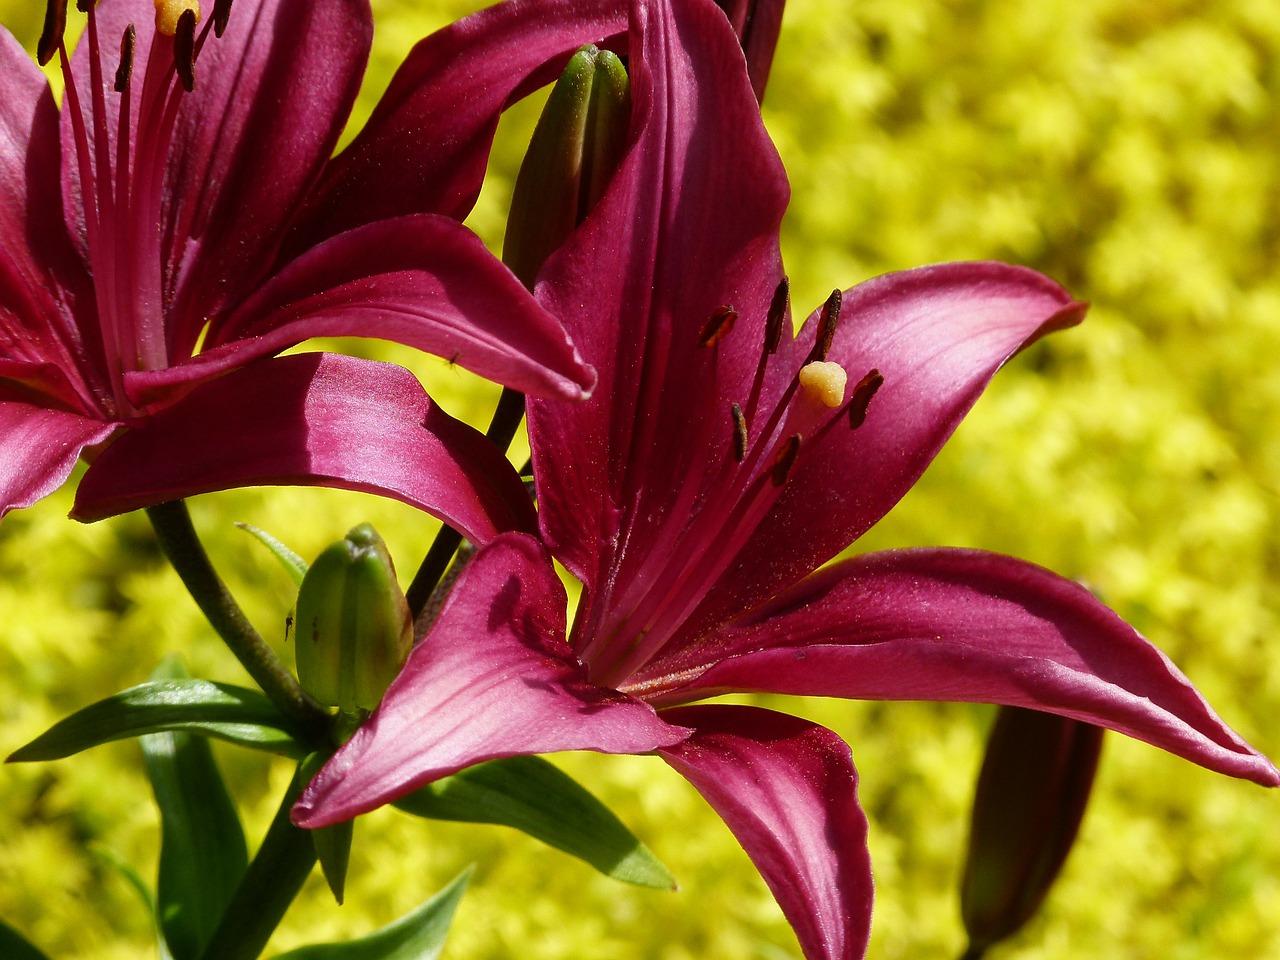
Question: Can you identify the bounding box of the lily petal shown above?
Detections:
[0,400,115,517]
[67,0,372,340]
[651,548,1279,786]
[682,262,1085,636]
[529,0,789,584]
[288,0,628,248]
[126,214,593,404]
[71,353,535,542]
[659,704,872,960]
[293,533,688,827]
[712,0,786,102]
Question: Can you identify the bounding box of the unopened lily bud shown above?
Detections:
[502,44,631,288]
[959,706,1104,958]
[294,524,412,713]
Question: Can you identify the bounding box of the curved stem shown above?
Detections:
[405,386,527,618]
[197,764,317,960]
[146,500,328,738]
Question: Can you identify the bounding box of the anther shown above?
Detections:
[812,288,842,362]
[798,361,847,408]
[730,403,748,462]
[848,369,884,429]
[114,25,136,93]
[699,305,738,348]
[37,0,68,66]
[155,0,200,38]
[213,0,232,36]
[765,276,789,355]
[770,434,801,486]
[76,1,94,12]
[174,8,197,92]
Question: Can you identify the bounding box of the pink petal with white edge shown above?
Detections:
[125,214,593,405]
[681,262,1086,639]
[0,401,115,517]
[293,534,689,828]
[71,353,535,542]
[659,704,872,960]
[650,548,1279,787]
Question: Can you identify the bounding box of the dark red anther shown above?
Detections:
[214,0,234,37]
[769,434,801,486]
[76,0,95,12]
[812,288,842,362]
[848,369,884,429]
[730,403,748,462]
[174,8,197,92]
[114,25,136,93]
[699,305,738,348]
[765,276,789,355]
[37,0,68,66]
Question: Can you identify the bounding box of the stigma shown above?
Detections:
[798,361,847,408]
[155,0,200,35]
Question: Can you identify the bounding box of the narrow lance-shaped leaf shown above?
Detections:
[142,657,249,960]
[6,679,307,763]
[272,869,471,960]
[301,752,354,906]
[236,522,309,586]
[394,755,674,890]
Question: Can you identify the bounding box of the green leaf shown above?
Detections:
[394,756,674,889]
[143,656,249,960]
[0,919,51,960]
[236,522,309,586]
[273,869,471,960]
[301,752,353,904]
[7,679,307,763]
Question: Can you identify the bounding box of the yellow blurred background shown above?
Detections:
[1,1,1277,958]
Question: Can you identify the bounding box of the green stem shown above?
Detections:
[146,500,327,738]
[197,765,317,960]
[405,386,527,618]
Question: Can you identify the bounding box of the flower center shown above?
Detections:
[581,279,884,687]
[37,0,229,415]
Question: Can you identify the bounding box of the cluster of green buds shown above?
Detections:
[502,43,631,288]
[959,706,1105,959]
[294,524,412,715]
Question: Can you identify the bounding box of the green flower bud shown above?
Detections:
[502,44,631,288]
[294,524,412,713]
[959,706,1104,959]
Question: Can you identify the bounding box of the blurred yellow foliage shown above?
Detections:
[2,0,1278,958]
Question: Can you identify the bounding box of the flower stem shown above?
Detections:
[146,500,327,738]
[197,764,317,960]
[405,386,526,618]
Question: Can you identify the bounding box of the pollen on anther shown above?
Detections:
[730,403,748,462]
[213,0,232,36]
[849,369,884,429]
[114,25,136,93]
[765,276,789,355]
[155,0,200,37]
[798,361,847,408]
[770,434,801,486]
[699,306,738,348]
[813,288,842,361]
[173,8,197,91]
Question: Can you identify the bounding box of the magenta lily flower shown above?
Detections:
[0,0,631,539]
[294,2,1278,958]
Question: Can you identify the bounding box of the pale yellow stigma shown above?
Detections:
[798,361,848,408]
[155,0,200,36]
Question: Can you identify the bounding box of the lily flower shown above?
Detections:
[294,2,1278,958]
[0,0,630,537]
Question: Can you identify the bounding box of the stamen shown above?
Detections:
[848,369,884,428]
[770,434,801,486]
[213,0,232,36]
[730,402,748,462]
[699,305,738,348]
[37,0,68,66]
[155,0,200,37]
[812,288,842,362]
[76,1,94,12]
[798,360,847,408]
[114,25,136,93]
[765,276,789,354]
[174,8,197,92]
